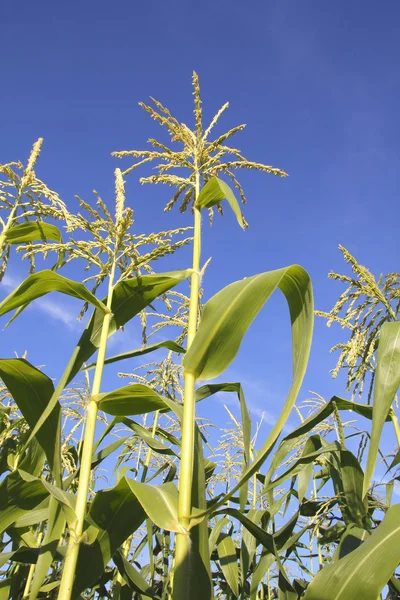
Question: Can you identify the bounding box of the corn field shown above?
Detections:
[0,73,399,600]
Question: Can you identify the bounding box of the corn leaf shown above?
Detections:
[195,176,245,229]
[5,221,62,244]
[0,270,108,317]
[304,504,400,600]
[363,321,400,497]
[0,359,62,484]
[188,266,313,511]
[124,479,185,534]
[72,478,146,598]
[84,340,186,371]
[217,534,239,597]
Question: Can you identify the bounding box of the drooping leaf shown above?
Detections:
[113,550,157,598]
[0,270,108,317]
[0,471,49,534]
[265,442,339,493]
[240,509,267,583]
[84,339,186,371]
[94,384,173,417]
[5,221,62,244]
[304,504,400,600]
[184,266,313,512]
[28,496,66,600]
[217,534,239,597]
[264,395,390,492]
[195,176,245,229]
[124,478,185,534]
[0,359,61,483]
[363,321,400,497]
[67,270,190,385]
[196,383,251,510]
[72,478,146,598]
[184,265,312,382]
[209,517,230,554]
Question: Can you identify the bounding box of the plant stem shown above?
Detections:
[57,262,116,600]
[174,173,201,583]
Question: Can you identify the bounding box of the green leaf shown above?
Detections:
[240,509,267,583]
[72,478,146,598]
[113,550,157,598]
[0,359,62,483]
[5,221,62,244]
[217,534,239,597]
[95,384,173,417]
[265,441,339,493]
[84,340,186,371]
[0,270,109,318]
[184,266,312,382]
[124,478,185,534]
[0,471,49,534]
[116,418,177,456]
[195,176,245,229]
[264,395,389,492]
[363,321,400,497]
[209,517,230,554]
[23,271,190,455]
[196,383,251,511]
[67,270,190,385]
[304,505,400,600]
[29,497,65,600]
[331,450,367,528]
[191,266,313,512]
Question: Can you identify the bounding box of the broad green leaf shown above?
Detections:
[213,508,274,554]
[84,339,186,371]
[184,265,313,512]
[209,517,230,554]
[240,509,267,583]
[0,359,62,483]
[72,477,146,598]
[264,395,390,492]
[0,547,40,568]
[29,496,65,600]
[118,418,177,456]
[217,534,239,597]
[334,524,369,560]
[184,266,312,382]
[265,442,339,492]
[67,270,190,385]
[113,550,157,597]
[0,471,49,534]
[5,221,62,244]
[195,176,245,229]
[331,450,367,528]
[196,383,251,510]
[250,551,275,600]
[363,321,400,497]
[0,579,11,600]
[13,504,48,528]
[0,270,108,317]
[124,478,185,534]
[23,271,190,454]
[95,383,173,417]
[304,504,400,600]
[297,436,322,502]
[18,437,45,478]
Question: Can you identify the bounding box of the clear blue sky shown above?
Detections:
[1,1,399,481]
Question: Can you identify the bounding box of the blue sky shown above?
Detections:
[1,1,399,488]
